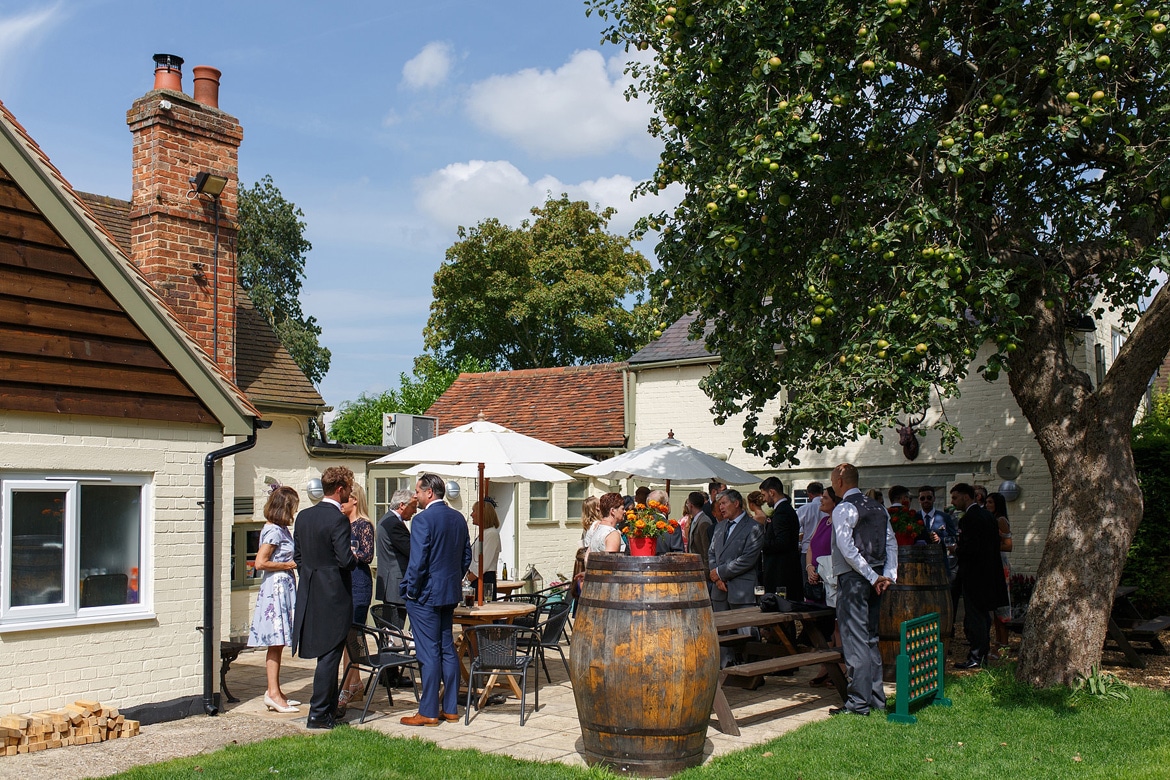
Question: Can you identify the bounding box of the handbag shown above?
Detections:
[759,593,797,613]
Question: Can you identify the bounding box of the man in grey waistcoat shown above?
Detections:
[829,463,898,716]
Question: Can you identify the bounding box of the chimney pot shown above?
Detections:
[152,53,184,93]
[192,65,222,108]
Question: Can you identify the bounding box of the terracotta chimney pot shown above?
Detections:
[192,65,222,108]
[152,53,184,92]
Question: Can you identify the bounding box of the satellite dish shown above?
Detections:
[996,455,1022,480]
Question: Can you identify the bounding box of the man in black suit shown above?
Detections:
[759,477,804,598]
[375,488,416,629]
[291,466,357,729]
[951,483,1010,669]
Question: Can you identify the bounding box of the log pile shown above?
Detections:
[1,700,139,756]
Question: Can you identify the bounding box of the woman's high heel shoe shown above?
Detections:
[264,693,299,714]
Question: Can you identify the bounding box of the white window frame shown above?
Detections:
[1,474,153,632]
[566,480,587,522]
[231,522,265,590]
[528,481,552,523]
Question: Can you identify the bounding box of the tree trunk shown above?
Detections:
[1007,282,1170,686]
[1012,409,1143,686]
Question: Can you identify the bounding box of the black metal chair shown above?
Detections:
[464,624,541,725]
[370,602,408,633]
[503,593,548,629]
[341,624,420,723]
[526,600,573,683]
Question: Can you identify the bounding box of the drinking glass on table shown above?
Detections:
[754,585,765,605]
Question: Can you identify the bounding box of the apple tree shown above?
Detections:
[424,194,654,371]
[588,0,1170,685]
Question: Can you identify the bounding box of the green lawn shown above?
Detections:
[105,666,1170,779]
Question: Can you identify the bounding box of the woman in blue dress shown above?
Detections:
[247,485,300,713]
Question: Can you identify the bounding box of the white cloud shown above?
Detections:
[0,4,64,80]
[464,49,655,159]
[401,41,454,90]
[414,159,682,238]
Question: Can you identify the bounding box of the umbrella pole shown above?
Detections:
[476,463,486,606]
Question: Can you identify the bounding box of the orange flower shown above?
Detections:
[656,520,667,530]
[635,519,646,529]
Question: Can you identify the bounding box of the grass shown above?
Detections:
[104,666,1170,779]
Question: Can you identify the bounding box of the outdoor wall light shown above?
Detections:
[999,480,1021,502]
[306,478,325,502]
[190,171,228,197]
[446,481,461,498]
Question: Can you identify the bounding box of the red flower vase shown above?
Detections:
[629,536,657,557]
[895,532,918,547]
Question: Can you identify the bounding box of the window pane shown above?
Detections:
[567,480,586,520]
[245,528,262,581]
[11,491,66,606]
[529,482,550,521]
[79,485,141,607]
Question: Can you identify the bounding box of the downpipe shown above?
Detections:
[200,418,271,715]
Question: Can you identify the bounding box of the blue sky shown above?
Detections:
[0,0,680,413]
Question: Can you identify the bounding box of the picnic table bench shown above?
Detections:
[1008,586,1169,668]
[710,607,845,736]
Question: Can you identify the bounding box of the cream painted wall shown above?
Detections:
[0,412,229,714]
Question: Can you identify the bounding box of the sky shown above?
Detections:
[0,0,681,413]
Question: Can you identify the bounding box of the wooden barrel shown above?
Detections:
[570,553,718,776]
[878,544,953,677]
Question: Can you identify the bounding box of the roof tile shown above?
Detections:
[425,363,627,449]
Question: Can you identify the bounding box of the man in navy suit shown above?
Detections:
[291,466,357,729]
[400,473,471,726]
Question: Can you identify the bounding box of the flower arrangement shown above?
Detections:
[624,500,680,539]
[887,506,925,537]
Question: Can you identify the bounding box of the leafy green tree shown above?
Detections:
[1125,392,1170,614]
[329,355,491,445]
[237,175,331,384]
[591,0,1170,685]
[424,194,653,370]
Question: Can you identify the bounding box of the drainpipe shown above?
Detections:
[200,418,270,715]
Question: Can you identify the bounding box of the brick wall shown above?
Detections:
[127,88,243,377]
[0,413,230,714]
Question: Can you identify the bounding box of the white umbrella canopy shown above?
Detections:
[371,416,592,604]
[370,418,593,468]
[401,461,574,483]
[576,433,758,487]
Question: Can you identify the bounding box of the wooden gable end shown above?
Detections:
[0,165,218,426]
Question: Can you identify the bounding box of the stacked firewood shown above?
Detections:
[0,700,139,756]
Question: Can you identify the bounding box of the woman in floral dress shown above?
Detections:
[247,485,300,712]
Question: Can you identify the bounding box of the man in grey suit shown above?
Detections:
[375,488,416,630]
[708,489,763,667]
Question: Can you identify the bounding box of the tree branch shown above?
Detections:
[1099,282,1170,421]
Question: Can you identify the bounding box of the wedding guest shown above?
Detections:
[248,485,301,713]
[467,498,502,593]
[338,483,375,712]
[986,492,1014,656]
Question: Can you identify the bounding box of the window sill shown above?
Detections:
[0,610,156,634]
[526,520,560,527]
[231,582,262,591]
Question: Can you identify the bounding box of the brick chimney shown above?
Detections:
[127,53,243,376]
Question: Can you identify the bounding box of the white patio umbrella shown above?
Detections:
[400,461,574,483]
[371,416,593,603]
[575,431,758,492]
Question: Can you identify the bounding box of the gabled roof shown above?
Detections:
[73,192,326,414]
[426,363,627,450]
[0,99,258,434]
[627,312,717,365]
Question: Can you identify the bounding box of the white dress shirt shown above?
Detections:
[831,488,898,585]
[796,499,824,553]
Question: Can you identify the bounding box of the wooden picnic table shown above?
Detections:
[453,601,536,707]
[710,607,846,736]
[1106,586,1170,668]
